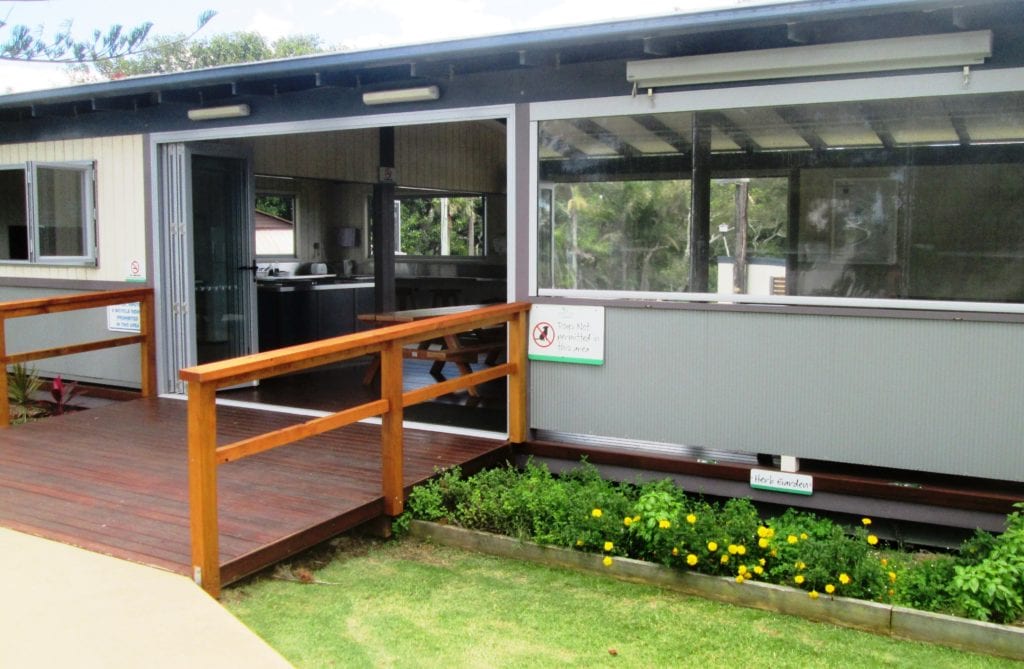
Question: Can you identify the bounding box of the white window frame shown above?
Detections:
[254,189,299,260]
[528,66,1024,315]
[0,160,97,266]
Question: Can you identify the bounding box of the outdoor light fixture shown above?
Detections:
[187,104,251,121]
[362,85,440,106]
[626,30,993,89]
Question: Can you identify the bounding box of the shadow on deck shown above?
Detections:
[0,397,511,586]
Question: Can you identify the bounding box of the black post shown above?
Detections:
[689,113,712,293]
[373,127,396,313]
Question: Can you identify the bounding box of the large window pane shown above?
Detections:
[397,195,485,256]
[35,166,88,258]
[538,92,1024,305]
[255,193,296,257]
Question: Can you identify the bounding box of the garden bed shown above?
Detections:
[399,461,1024,661]
[409,521,1024,661]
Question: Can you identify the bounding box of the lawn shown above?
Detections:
[223,536,1019,668]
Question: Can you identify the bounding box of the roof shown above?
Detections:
[0,0,1019,124]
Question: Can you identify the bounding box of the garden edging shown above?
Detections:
[408,520,1024,661]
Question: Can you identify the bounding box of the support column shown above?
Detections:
[373,127,396,313]
[689,113,712,293]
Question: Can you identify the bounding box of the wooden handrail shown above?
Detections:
[0,288,157,428]
[180,301,531,597]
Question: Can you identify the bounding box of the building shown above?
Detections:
[2,0,1024,493]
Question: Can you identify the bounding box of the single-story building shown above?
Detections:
[3,0,1024,499]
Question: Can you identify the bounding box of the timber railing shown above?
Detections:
[0,288,157,428]
[178,301,530,597]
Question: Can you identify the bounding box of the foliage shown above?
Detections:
[6,363,43,424]
[402,461,1024,624]
[49,375,79,415]
[398,196,485,256]
[949,503,1024,623]
[2,11,215,63]
[69,31,329,81]
[225,538,1011,668]
[543,177,788,292]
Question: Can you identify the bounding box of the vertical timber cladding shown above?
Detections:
[529,307,1024,482]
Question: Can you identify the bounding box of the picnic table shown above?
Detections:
[357,305,505,396]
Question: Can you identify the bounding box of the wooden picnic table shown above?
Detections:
[357,305,505,396]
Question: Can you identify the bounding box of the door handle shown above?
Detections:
[238,262,258,273]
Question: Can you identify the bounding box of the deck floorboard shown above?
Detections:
[0,397,509,584]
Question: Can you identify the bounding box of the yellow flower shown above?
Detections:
[737,545,747,556]
[672,546,679,556]
[889,571,897,583]
[794,574,805,585]
[867,534,879,546]
[707,541,718,552]
[633,515,641,523]
[757,526,769,538]
[862,517,872,526]
[738,565,748,575]
[576,539,583,546]
[602,556,613,567]
[809,590,820,600]
[758,558,766,566]
[765,528,775,538]
[888,588,896,597]
[825,584,835,594]
[880,558,889,566]
[591,508,603,518]
[687,554,698,566]
[800,533,808,540]
[839,573,851,585]
[658,519,671,529]
[604,541,614,552]
[795,561,806,570]
[728,544,739,555]
[624,517,632,527]
[787,535,798,544]
[770,549,778,557]
[758,538,769,549]
[720,555,730,564]
[753,565,764,575]
[686,514,697,524]
[735,575,745,583]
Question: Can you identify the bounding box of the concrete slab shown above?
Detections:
[0,528,292,668]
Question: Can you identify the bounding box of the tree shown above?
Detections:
[74,31,328,80]
[1,9,215,63]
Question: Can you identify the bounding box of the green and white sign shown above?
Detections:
[528,304,604,365]
[750,469,813,496]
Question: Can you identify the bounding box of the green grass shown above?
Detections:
[223,537,1019,669]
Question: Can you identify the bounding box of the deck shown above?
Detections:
[0,397,511,585]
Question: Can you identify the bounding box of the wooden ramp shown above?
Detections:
[0,398,510,585]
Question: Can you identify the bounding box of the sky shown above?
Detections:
[0,0,791,93]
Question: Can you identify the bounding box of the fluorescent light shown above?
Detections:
[627,31,992,89]
[362,85,440,106]
[187,104,251,121]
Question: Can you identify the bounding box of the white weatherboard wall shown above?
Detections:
[530,307,1024,482]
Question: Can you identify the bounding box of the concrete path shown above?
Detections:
[0,528,293,668]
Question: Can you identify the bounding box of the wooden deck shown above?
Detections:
[0,397,511,585]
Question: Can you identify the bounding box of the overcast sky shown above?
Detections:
[1,0,794,93]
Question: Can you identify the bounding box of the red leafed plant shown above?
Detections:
[50,376,80,415]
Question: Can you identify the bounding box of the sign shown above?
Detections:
[107,302,141,333]
[528,304,604,365]
[750,469,814,496]
[126,259,146,282]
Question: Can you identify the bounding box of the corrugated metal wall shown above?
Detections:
[530,307,1024,482]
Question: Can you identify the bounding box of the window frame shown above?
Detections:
[528,67,1024,316]
[394,190,488,259]
[0,160,97,266]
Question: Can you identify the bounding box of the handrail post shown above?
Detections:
[380,340,404,516]
[139,292,157,398]
[507,308,528,443]
[187,380,220,597]
[0,317,9,429]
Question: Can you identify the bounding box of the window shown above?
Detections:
[396,193,485,256]
[537,91,1024,305]
[0,161,96,264]
[254,193,297,257]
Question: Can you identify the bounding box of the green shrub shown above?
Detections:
[402,461,1024,624]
